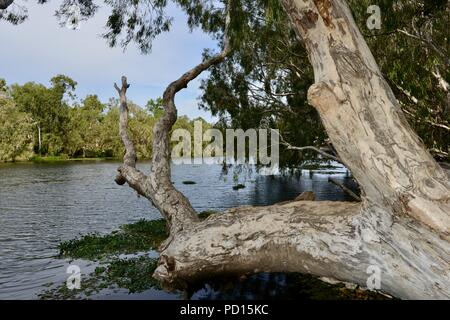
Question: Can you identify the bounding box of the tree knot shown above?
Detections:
[307,81,346,114]
[160,254,176,272]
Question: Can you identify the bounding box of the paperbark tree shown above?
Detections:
[115,0,450,299]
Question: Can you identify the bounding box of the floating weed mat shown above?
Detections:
[58,219,168,260]
[41,214,217,299]
[38,256,160,300]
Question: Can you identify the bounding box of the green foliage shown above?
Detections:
[146,97,164,118]
[38,256,160,300]
[0,97,34,161]
[10,76,74,156]
[199,1,327,168]
[129,101,157,159]
[105,256,160,292]
[1,75,211,162]
[102,0,172,53]
[199,0,449,165]
[348,0,450,160]
[58,219,168,260]
[0,78,6,92]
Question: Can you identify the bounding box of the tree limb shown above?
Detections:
[115,3,233,233]
[397,28,450,69]
[328,177,361,201]
[275,130,342,162]
[114,76,138,185]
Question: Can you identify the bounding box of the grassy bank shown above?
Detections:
[30,156,118,163]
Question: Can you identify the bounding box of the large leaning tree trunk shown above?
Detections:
[115,0,450,299]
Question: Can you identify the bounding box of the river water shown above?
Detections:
[0,160,357,299]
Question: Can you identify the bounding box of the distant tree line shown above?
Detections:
[0,75,210,162]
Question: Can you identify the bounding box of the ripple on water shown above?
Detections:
[0,161,357,299]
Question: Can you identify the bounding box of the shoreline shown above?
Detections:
[1,156,122,164]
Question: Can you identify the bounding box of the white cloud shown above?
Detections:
[0,1,219,121]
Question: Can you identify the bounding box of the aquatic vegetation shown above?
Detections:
[182,180,197,185]
[38,256,160,300]
[42,211,389,300]
[58,219,168,260]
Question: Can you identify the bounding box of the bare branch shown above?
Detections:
[432,67,450,92]
[113,76,143,189]
[275,130,342,162]
[115,2,233,234]
[397,29,450,69]
[115,76,136,168]
[328,177,361,201]
[147,9,232,231]
[286,145,341,162]
[400,103,450,132]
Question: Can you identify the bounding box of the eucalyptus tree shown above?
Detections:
[0,90,34,161]
[66,94,105,157]
[349,0,449,160]
[3,0,450,299]
[10,75,76,155]
[200,0,449,165]
[109,0,450,299]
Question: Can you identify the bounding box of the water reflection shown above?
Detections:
[0,161,357,299]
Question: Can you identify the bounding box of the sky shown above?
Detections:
[0,1,218,121]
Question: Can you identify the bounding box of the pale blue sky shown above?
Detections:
[0,1,218,121]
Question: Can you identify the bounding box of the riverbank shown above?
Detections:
[29,156,118,163]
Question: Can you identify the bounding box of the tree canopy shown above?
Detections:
[1,0,448,164]
[0,76,210,161]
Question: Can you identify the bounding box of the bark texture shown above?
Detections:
[116,0,450,299]
[280,0,450,234]
[114,7,231,234]
[155,200,450,299]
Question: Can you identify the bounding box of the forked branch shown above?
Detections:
[114,76,138,186]
[114,4,233,233]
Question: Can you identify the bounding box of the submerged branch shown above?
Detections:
[328,177,361,201]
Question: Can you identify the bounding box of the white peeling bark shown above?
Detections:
[154,0,450,300]
[154,201,450,299]
[280,0,450,234]
[116,0,450,299]
[114,7,232,234]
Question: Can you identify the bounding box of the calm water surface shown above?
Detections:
[0,161,357,299]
